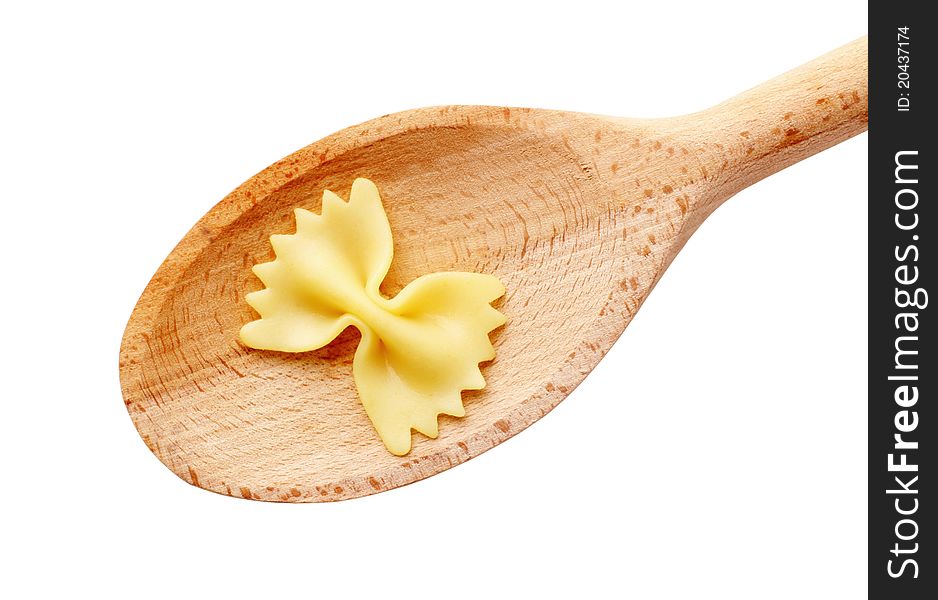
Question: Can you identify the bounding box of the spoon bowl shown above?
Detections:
[120,38,867,501]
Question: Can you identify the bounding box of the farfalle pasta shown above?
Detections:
[239,178,506,455]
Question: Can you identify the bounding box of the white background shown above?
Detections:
[1,1,867,597]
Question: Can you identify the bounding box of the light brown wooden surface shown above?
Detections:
[120,37,868,502]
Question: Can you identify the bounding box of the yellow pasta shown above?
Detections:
[240,178,506,455]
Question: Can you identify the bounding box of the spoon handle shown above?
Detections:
[684,36,868,199]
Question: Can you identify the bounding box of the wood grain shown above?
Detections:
[119,37,868,502]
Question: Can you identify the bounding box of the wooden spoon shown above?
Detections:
[120,37,867,502]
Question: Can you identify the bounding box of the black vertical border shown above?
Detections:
[869,3,933,597]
